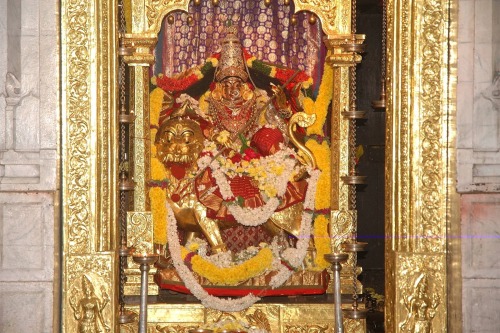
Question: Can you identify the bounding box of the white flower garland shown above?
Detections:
[167,205,261,312]
[165,168,320,311]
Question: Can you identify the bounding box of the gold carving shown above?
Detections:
[400,273,440,333]
[69,274,111,333]
[63,0,92,254]
[284,324,329,333]
[385,0,453,330]
[418,0,446,253]
[146,0,189,33]
[246,309,271,332]
[66,255,115,333]
[294,0,338,36]
[343,319,365,333]
[326,54,363,67]
[395,254,445,333]
[133,67,152,211]
[156,324,199,333]
[122,303,369,333]
[127,211,154,254]
[330,210,354,252]
[125,211,158,295]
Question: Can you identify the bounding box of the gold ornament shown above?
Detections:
[215,26,248,82]
[308,14,317,25]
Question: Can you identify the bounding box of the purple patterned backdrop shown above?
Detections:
[152,0,326,93]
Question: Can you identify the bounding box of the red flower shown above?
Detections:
[243,148,261,161]
[230,153,242,163]
[156,73,199,93]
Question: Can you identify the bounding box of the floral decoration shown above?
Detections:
[312,215,331,270]
[305,59,333,136]
[186,246,274,285]
[150,187,167,244]
[305,140,331,210]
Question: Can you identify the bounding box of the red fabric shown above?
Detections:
[251,127,285,156]
[154,270,329,297]
[229,175,260,199]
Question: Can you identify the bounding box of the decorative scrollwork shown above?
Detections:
[294,0,337,35]
[65,0,91,254]
[419,0,445,253]
[284,324,329,333]
[146,0,189,33]
[246,309,271,332]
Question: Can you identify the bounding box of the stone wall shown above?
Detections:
[0,0,58,332]
[458,0,500,332]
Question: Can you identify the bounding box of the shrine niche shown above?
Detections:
[117,0,366,330]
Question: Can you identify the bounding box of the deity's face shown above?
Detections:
[221,77,245,102]
[155,118,204,167]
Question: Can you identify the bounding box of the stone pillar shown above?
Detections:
[458,1,500,332]
[0,0,58,332]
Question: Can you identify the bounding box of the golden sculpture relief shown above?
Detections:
[155,324,199,333]
[246,309,272,332]
[69,274,111,333]
[400,273,441,333]
[343,319,365,333]
[293,0,337,35]
[395,254,445,333]
[66,255,116,332]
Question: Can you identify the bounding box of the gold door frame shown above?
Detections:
[385,0,460,332]
[60,0,460,332]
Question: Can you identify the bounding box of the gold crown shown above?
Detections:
[215,25,248,82]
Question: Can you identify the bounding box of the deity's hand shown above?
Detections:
[271,83,292,118]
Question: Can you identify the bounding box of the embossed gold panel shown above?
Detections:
[385,0,459,331]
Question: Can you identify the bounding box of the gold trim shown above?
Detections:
[124,303,366,333]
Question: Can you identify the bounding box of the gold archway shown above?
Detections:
[60,0,460,332]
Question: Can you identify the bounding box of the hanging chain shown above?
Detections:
[350,0,359,307]
[381,0,387,81]
[118,0,128,315]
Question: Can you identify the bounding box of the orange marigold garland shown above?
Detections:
[150,187,167,244]
[306,139,331,210]
[306,58,333,136]
[185,247,275,285]
[312,215,331,270]
[149,87,169,244]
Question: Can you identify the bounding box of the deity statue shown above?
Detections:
[149,24,327,304]
[69,275,110,333]
[400,273,440,333]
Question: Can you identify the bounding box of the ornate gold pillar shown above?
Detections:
[61,0,120,331]
[385,0,459,331]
